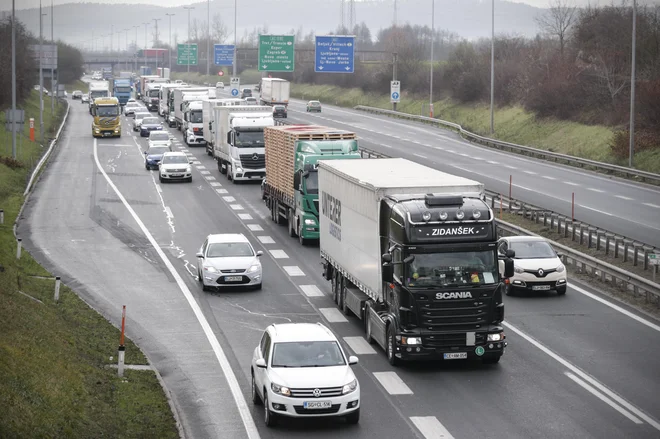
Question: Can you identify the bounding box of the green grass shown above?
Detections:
[171,68,264,87]
[0,91,179,438]
[291,84,660,174]
[63,79,88,94]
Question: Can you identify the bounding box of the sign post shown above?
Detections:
[390,80,401,110]
[230,77,240,97]
[30,118,35,141]
[314,35,355,73]
[258,35,295,72]
[177,44,198,66]
[214,44,235,66]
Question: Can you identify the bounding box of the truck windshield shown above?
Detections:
[90,91,107,99]
[116,87,131,93]
[234,130,264,147]
[190,110,203,123]
[96,106,119,117]
[304,171,318,194]
[405,250,498,287]
[148,90,159,97]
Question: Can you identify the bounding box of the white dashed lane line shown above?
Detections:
[542,176,556,180]
[230,204,244,210]
[410,416,455,439]
[200,170,211,175]
[616,195,634,200]
[257,236,275,244]
[196,165,206,169]
[372,372,414,395]
[587,187,605,193]
[223,196,236,202]
[216,188,228,194]
[300,284,324,297]
[643,202,660,209]
[319,307,348,323]
[269,250,289,259]
[210,182,222,187]
[247,224,263,231]
[283,266,305,276]
[205,176,216,180]
[343,336,377,355]
[238,213,253,220]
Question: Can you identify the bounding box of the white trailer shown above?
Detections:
[172,88,213,130]
[158,83,187,117]
[202,98,244,153]
[259,78,290,107]
[212,105,274,182]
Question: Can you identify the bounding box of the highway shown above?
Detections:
[18,88,660,439]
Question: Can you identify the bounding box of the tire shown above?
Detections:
[345,408,360,425]
[288,211,297,237]
[159,175,164,183]
[263,393,277,427]
[557,285,567,296]
[254,283,262,291]
[504,284,512,296]
[251,372,262,405]
[387,324,401,366]
[337,274,345,311]
[298,221,307,246]
[483,355,501,365]
[145,164,150,170]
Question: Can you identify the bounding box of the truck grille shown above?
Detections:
[289,386,343,398]
[240,154,265,169]
[417,296,492,331]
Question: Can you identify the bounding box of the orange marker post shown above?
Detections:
[29,118,35,141]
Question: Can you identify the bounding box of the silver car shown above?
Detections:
[132,112,151,131]
[196,233,263,291]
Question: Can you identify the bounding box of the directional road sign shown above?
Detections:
[230,77,240,97]
[214,44,234,66]
[177,44,198,65]
[315,35,355,73]
[391,81,401,103]
[258,35,295,72]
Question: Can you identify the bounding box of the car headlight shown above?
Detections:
[514,266,524,274]
[248,263,260,273]
[487,333,505,342]
[556,264,565,273]
[271,383,290,396]
[401,337,421,345]
[204,266,218,273]
[304,218,316,226]
[342,379,357,395]
[186,166,192,173]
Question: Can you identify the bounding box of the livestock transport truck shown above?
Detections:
[263,125,361,245]
[318,158,515,366]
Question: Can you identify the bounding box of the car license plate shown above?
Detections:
[224,276,242,282]
[170,174,182,177]
[532,285,551,291]
[443,352,467,360]
[303,401,332,409]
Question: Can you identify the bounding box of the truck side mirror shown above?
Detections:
[209,121,213,131]
[504,259,515,278]
[382,253,392,263]
[184,113,187,121]
[293,172,301,189]
[226,132,232,144]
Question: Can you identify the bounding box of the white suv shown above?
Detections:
[251,323,360,427]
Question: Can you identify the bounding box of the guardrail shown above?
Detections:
[354,105,660,186]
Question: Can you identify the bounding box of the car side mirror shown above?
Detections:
[293,172,301,189]
[256,251,263,257]
[348,355,359,365]
[196,252,204,258]
[556,252,564,260]
[504,259,514,278]
[256,358,267,368]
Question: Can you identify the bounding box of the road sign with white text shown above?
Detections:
[177,44,198,65]
[650,253,659,266]
[29,44,58,70]
[315,35,355,73]
[391,81,401,103]
[230,77,240,97]
[214,44,234,66]
[258,35,294,72]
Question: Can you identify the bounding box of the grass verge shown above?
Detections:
[0,91,179,438]
[290,83,660,174]
[63,79,88,94]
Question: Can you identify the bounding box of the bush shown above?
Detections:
[610,130,659,159]
[0,157,24,169]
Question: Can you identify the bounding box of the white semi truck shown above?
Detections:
[158,83,187,118]
[202,98,244,153]
[212,105,274,183]
[172,88,214,130]
[182,99,206,146]
[259,78,290,107]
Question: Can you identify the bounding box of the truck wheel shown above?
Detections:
[387,325,401,366]
[298,221,307,245]
[288,211,297,237]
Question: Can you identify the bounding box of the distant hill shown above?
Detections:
[5,0,543,48]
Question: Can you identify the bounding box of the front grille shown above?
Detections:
[423,332,486,349]
[523,268,557,278]
[220,269,246,274]
[216,275,251,285]
[289,386,343,398]
[170,168,187,173]
[293,404,341,415]
[417,296,492,331]
[240,154,265,169]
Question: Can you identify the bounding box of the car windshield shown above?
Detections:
[143,118,159,125]
[309,101,320,106]
[509,240,556,259]
[190,110,203,123]
[206,242,254,257]
[274,106,285,111]
[150,132,170,141]
[96,105,119,116]
[135,113,149,121]
[304,171,318,194]
[147,146,169,155]
[405,250,498,287]
[271,341,346,368]
[234,130,264,147]
[161,155,189,164]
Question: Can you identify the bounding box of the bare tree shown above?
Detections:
[211,13,228,43]
[535,0,577,58]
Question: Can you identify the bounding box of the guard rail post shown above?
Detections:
[623,240,632,263]
[614,238,623,259]
[633,244,643,266]
[596,231,605,251]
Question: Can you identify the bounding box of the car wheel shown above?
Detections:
[251,372,262,405]
[187,177,192,183]
[345,408,360,425]
[504,284,514,296]
[254,283,262,291]
[159,175,164,183]
[387,324,401,366]
[482,355,501,365]
[263,393,277,427]
[557,285,567,296]
[145,164,149,170]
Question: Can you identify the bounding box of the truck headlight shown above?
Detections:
[304,218,316,226]
[342,379,357,395]
[487,333,505,342]
[271,383,290,396]
[401,337,421,345]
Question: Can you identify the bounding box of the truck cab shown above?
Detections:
[91,97,121,138]
[88,82,110,114]
[144,84,162,111]
[182,100,205,145]
[111,78,132,106]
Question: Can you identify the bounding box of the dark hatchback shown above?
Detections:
[272,105,287,118]
[140,117,163,137]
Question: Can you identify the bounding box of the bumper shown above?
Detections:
[141,128,163,137]
[394,331,507,362]
[267,390,359,419]
[148,103,159,111]
[160,171,192,181]
[186,132,206,144]
[202,271,262,287]
[509,276,567,293]
[93,128,121,137]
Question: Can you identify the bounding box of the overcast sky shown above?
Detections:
[7,0,660,10]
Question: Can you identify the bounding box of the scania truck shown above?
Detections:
[318,158,515,366]
[212,105,274,182]
[263,125,361,245]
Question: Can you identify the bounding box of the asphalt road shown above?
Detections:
[18,89,660,439]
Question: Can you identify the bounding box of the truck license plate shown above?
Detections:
[532,285,551,291]
[443,352,467,360]
[224,276,242,282]
[303,401,332,409]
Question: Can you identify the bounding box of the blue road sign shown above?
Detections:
[315,35,355,73]
[214,44,235,66]
[231,88,239,97]
[392,92,399,99]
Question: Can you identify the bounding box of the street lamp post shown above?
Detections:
[166,13,175,72]
[143,22,149,69]
[629,0,637,168]
[11,0,16,158]
[50,0,54,116]
[429,0,434,118]
[184,6,195,74]
[207,0,210,77]
[153,18,161,69]
[489,0,495,134]
[233,0,237,77]
[125,29,130,71]
[134,25,139,72]
[39,1,45,145]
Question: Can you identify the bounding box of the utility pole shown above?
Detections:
[50,0,54,117]
[125,28,130,71]
[392,52,397,111]
[39,0,44,145]
[233,0,237,77]
[207,0,210,77]
[184,6,194,74]
[629,0,637,168]
[11,0,16,158]
[429,0,434,118]
[394,0,397,26]
[489,0,495,134]
[111,24,113,54]
[153,18,161,69]
[134,25,139,72]
[143,22,149,69]
[166,13,175,72]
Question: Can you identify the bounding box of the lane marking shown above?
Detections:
[200,170,211,175]
[504,165,516,170]
[210,182,222,187]
[373,372,414,395]
[230,204,244,210]
[504,321,660,431]
[164,206,173,218]
[196,165,206,169]
[616,195,634,200]
[223,196,236,202]
[487,160,499,165]
[155,184,162,193]
[343,336,377,355]
[319,308,348,323]
[643,202,660,209]
[238,213,253,220]
[205,176,216,181]
[269,250,289,259]
[542,175,556,180]
[564,372,642,424]
[247,224,263,231]
[92,139,261,439]
[216,188,228,194]
[570,284,660,333]
[413,153,428,159]
[283,266,305,276]
[257,236,275,244]
[410,416,455,439]
[192,161,201,165]
[300,284,324,297]
[523,170,537,175]
[587,187,605,193]
[564,181,579,186]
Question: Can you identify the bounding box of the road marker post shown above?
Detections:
[499,194,503,219]
[572,192,575,221]
[509,175,512,212]
[118,305,126,377]
[54,276,61,302]
[16,238,22,259]
[0,209,4,224]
